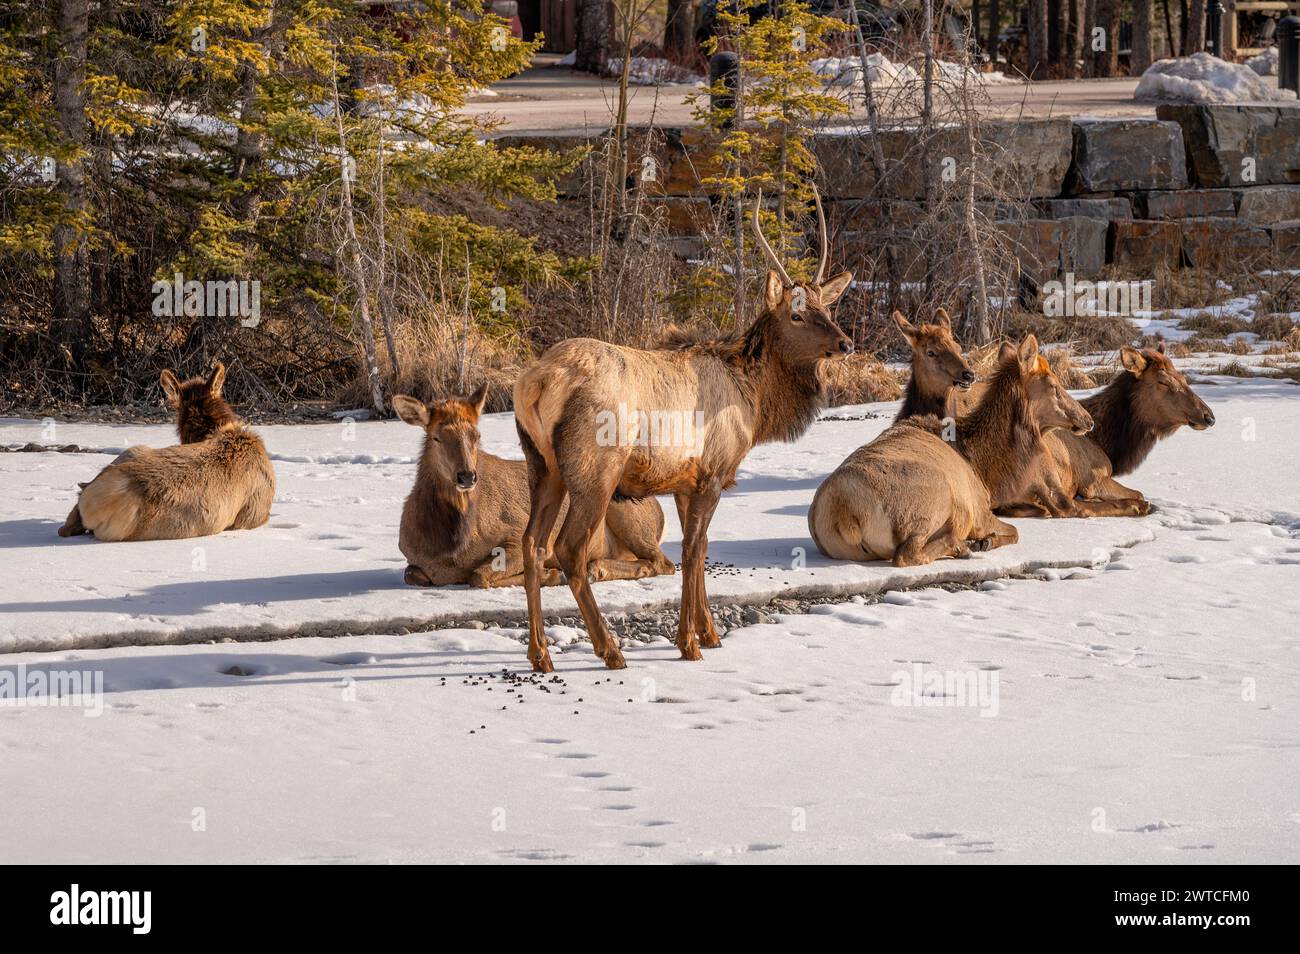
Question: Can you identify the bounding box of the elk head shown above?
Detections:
[1120,344,1216,431]
[752,188,854,364]
[1002,336,1093,436]
[393,385,488,495]
[160,362,237,444]
[893,308,975,392]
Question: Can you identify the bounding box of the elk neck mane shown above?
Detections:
[956,358,1041,504]
[678,310,825,445]
[897,374,951,421]
[1082,370,1172,477]
[411,434,475,558]
[177,391,243,444]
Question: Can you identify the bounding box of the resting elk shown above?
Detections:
[891,308,976,422]
[512,189,854,671]
[808,335,1092,565]
[997,344,1216,518]
[394,386,674,588]
[58,363,275,541]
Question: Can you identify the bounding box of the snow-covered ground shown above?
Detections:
[2,374,1297,863]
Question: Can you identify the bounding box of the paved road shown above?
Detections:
[462,59,1153,133]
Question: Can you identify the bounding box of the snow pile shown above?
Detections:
[1246,46,1278,76]
[606,57,703,86]
[1135,52,1295,104]
[812,53,1014,89]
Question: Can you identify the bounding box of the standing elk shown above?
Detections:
[996,344,1216,518]
[58,363,275,541]
[808,335,1092,566]
[512,190,854,671]
[891,308,975,422]
[394,387,674,588]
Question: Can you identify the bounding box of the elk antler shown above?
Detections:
[751,190,793,288]
[812,184,829,286]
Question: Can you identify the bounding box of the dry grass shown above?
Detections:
[1178,311,1251,337]
[998,307,1137,354]
[820,353,904,406]
[338,317,524,413]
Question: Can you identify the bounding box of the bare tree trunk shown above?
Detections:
[232,2,291,221]
[1047,0,1062,68]
[921,0,937,296]
[576,0,613,74]
[51,0,91,361]
[960,60,991,343]
[1086,0,1119,76]
[986,0,1001,64]
[847,1,899,286]
[1186,0,1206,52]
[1028,0,1049,77]
[332,68,385,416]
[1065,0,1081,72]
[374,129,400,377]
[664,0,693,59]
[1132,0,1154,73]
[1162,0,1178,57]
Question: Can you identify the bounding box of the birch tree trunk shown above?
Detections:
[51,0,91,361]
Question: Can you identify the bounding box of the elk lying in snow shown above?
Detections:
[892,308,975,422]
[394,387,674,588]
[513,191,854,671]
[59,363,275,541]
[808,335,1093,566]
[997,344,1216,518]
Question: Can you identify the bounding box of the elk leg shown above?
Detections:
[996,501,1053,519]
[522,471,567,674]
[678,486,722,655]
[893,522,967,567]
[58,502,87,537]
[555,487,625,670]
[588,557,656,581]
[970,516,1019,552]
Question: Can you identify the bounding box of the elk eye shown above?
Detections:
[790,312,804,323]
[926,350,936,357]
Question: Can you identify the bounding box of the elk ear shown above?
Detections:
[207,362,226,398]
[934,307,952,330]
[392,394,430,427]
[1119,345,1148,375]
[159,370,181,405]
[817,271,853,307]
[466,383,488,418]
[764,270,785,311]
[997,341,1017,364]
[891,311,918,345]
[1156,340,1166,354]
[1017,334,1040,372]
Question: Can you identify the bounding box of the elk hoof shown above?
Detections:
[530,653,555,674]
[967,536,992,552]
[677,641,703,661]
[602,650,627,670]
[404,565,433,586]
[700,631,722,648]
[1135,500,1153,516]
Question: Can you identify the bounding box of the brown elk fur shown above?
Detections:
[394,387,674,588]
[996,345,1216,519]
[808,335,1092,566]
[514,262,854,673]
[892,308,975,422]
[58,364,275,541]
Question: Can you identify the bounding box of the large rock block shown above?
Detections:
[1235,184,1300,224]
[1180,217,1271,268]
[997,216,1109,281]
[813,118,1072,201]
[1138,189,1236,218]
[1109,219,1183,270]
[1157,104,1300,187]
[1034,196,1133,219]
[1270,221,1300,266]
[1065,119,1189,194]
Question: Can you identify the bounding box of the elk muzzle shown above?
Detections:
[456,470,478,491]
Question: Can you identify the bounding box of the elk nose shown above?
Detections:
[838,339,854,355]
[1203,411,1216,427]
[961,370,976,383]
[456,470,477,490]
